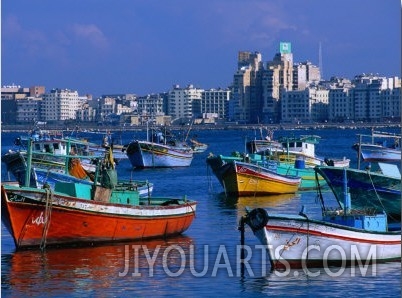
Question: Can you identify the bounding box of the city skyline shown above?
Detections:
[2,0,401,97]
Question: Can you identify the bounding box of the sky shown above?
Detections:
[2,0,401,97]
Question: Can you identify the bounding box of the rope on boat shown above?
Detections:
[366,170,398,222]
[186,202,196,217]
[206,163,215,194]
[40,187,53,251]
[315,171,326,213]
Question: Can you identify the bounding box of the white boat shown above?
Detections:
[244,208,400,269]
[125,128,193,168]
[352,131,401,163]
[241,168,401,269]
[190,139,208,153]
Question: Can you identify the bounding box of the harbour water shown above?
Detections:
[1,127,401,297]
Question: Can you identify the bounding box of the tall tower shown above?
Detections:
[232,51,262,123]
[261,42,294,123]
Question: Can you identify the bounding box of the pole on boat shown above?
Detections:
[342,168,351,214]
[146,120,149,142]
[65,138,71,174]
[24,139,33,187]
[357,134,362,170]
[238,215,246,276]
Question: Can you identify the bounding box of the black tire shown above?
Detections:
[247,208,269,231]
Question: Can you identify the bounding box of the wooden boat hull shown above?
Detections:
[1,184,196,249]
[315,166,401,223]
[126,141,193,168]
[245,210,401,269]
[207,158,300,196]
[207,154,320,191]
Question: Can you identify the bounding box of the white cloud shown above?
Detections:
[70,24,109,49]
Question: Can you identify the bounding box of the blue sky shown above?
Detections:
[2,0,401,97]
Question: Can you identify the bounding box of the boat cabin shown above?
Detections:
[323,212,388,232]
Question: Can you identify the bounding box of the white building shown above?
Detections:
[168,84,203,121]
[41,89,84,121]
[351,74,391,122]
[281,87,329,123]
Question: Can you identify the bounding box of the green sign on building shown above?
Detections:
[280,42,291,54]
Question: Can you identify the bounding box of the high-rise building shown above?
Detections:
[232,51,262,123]
[260,42,294,123]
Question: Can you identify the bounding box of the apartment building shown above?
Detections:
[199,88,231,120]
[281,86,329,123]
[16,97,42,123]
[168,84,203,122]
[136,94,165,124]
[41,89,84,121]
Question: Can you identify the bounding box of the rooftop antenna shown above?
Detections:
[319,42,324,80]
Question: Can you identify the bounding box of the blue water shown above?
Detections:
[1,127,401,297]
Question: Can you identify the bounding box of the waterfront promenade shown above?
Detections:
[1,121,400,133]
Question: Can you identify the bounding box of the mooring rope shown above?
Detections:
[40,187,53,251]
[367,170,397,222]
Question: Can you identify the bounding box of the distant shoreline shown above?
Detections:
[1,122,401,134]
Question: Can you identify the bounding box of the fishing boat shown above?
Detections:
[206,154,301,196]
[125,128,193,168]
[82,132,128,161]
[246,127,283,154]
[207,153,325,191]
[1,150,154,197]
[189,139,208,153]
[12,131,97,172]
[247,134,350,168]
[1,140,197,250]
[314,164,401,223]
[352,131,401,163]
[241,168,401,269]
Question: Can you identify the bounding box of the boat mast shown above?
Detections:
[184,120,193,142]
[357,134,362,170]
[146,120,149,142]
[65,138,71,174]
[342,168,351,214]
[24,139,33,187]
